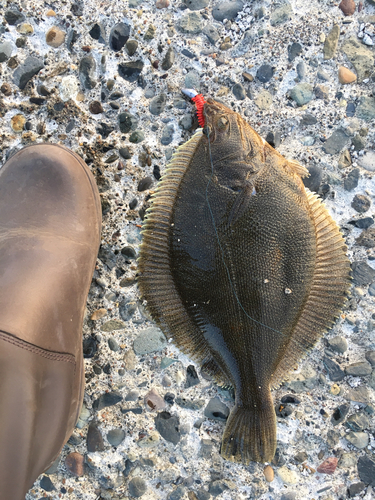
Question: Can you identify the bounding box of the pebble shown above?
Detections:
[4,9,25,25]
[348,482,366,498]
[150,93,167,115]
[65,452,85,476]
[129,130,145,143]
[161,123,174,145]
[119,111,138,133]
[345,361,372,376]
[126,40,138,56]
[323,128,350,155]
[256,64,274,83]
[93,391,123,410]
[108,337,120,352]
[289,83,313,106]
[144,24,156,40]
[118,60,144,82]
[296,61,306,80]
[339,0,356,16]
[185,70,200,89]
[162,374,172,387]
[346,412,370,431]
[101,319,125,332]
[79,55,97,89]
[351,195,371,214]
[232,83,246,100]
[338,66,357,84]
[162,47,175,70]
[204,397,229,421]
[87,421,105,452]
[357,455,375,486]
[179,12,203,34]
[280,494,297,500]
[89,101,103,114]
[328,336,348,354]
[356,96,375,121]
[133,327,166,355]
[323,357,345,381]
[13,56,44,90]
[186,365,200,387]
[203,24,220,45]
[156,0,170,8]
[330,383,341,396]
[212,0,243,21]
[145,388,166,411]
[324,24,340,60]
[314,84,328,100]
[39,475,55,491]
[346,431,369,449]
[168,485,187,500]
[263,465,274,482]
[107,428,126,446]
[129,477,147,497]
[331,403,350,426]
[365,351,375,365]
[110,23,131,51]
[341,38,374,81]
[344,168,360,191]
[0,41,12,63]
[270,3,293,26]
[10,114,26,132]
[154,411,181,444]
[317,457,338,474]
[277,466,299,484]
[346,386,370,403]
[46,27,66,48]
[255,90,272,110]
[89,23,106,43]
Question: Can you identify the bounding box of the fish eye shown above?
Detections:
[216,116,229,130]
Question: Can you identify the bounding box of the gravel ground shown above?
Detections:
[1,0,375,499]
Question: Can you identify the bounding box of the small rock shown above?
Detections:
[265,131,282,149]
[129,477,147,498]
[203,24,220,45]
[133,327,166,355]
[255,90,272,110]
[156,0,170,8]
[125,389,140,401]
[338,66,356,84]
[351,194,371,213]
[345,361,372,376]
[87,421,105,452]
[256,64,274,83]
[46,26,66,48]
[356,96,375,122]
[346,412,370,431]
[339,0,356,16]
[323,128,349,155]
[126,40,138,56]
[365,351,375,366]
[348,482,366,498]
[39,476,55,491]
[65,452,85,476]
[314,84,329,100]
[101,319,125,332]
[344,168,360,191]
[10,114,26,132]
[277,465,299,484]
[119,147,133,159]
[108,337,120,352]
[179,12,203,34]
[110,23,131,51]
[145,388,166,411]
[89,23,106,43]
[317,457,338,474]
[346,386,370,403]
[107,429,125,447]
[346,431,369,449]
[204,397,229,421]
[5,9,25,25]
[341,37,374,82]
[212,0,243,21]
[357,455,375,486]
[327,336,348,354]
[297,61,306,80]
[155,411,181,444]
[129,130,145,143]
[323,357,345,381]
[288,42,303,62]
[263,465,274,482]
[89,101,103,114]
[13,56,44,90]
[118,60,144,82]
[324,25,340,60]
[79,55,97,90]
[138,177,153,192]
[119,111,138,133]
[289,83,313,106]
[186,365,200,388]
[232,83,246,100]
[0,41,13,63]
[93,391,123,410]
[168,485,187,500]
[161,47,175,70]
[150,93,167,115]
[144,24,156,40]
[185,70,200,89]
[317,68,330,81]
[346,102,356,118]
[270,3,293,26]
[161,123,174,145]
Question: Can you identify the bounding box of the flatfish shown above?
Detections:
[137,98,351,464]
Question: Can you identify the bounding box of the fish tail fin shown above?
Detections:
[221,399,276,464]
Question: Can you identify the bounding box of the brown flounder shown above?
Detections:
[137,98,351,464]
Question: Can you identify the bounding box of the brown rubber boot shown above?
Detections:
[0,144,101,499]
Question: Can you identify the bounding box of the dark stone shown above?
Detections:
[164,392,175,405]
[29,97,46,105]
[96,122,114,139]
[181,48,195,59]
[275,404,293,418]
[119,111,138,133]
[83,336,97,358]
[280,394,301,404]
[89,23,106,44]
[119,146,133,159]
[118,60,144,82]
[93,391,123,410]
[256,64,274,83]
[344,168,360,191]
[212,0,243,21]
[351,194,371,213]
[209,480,228,496]
[356,227,375,248]
[5,9,25,25]
[357,455,375,486]
[67,29,80,52]
[37,84,51,97]
[204,397,229,421]
[265,131,281,148]
[87,421,105,452]
[323,128,349,155]
[98,245,117,269]
[128,477,147,497]
[280,494,297,500]
[161,123,174,145]
[294,451,308,463]
[150,93,167,115]
[79,55,97,89]
[186,365,200,388]
[107,429,125,446]
[110,22,131,51]
[108,337,120,351]
[202,24,220,45]
[126,39,138,56]
[232,83,246,100]
[167,485,186,500]
[300,113,317,126]
[89,101,103,114]
[153,165,161,180]
[39,476,55,492]
[121,407,143,415]
[196,489,211,500]
[70,2,84,16]
[121,246,137,259]
[323,356,345,381]
[13,56,44,90]
[154,411,181,444]
[129,198,138,210]
[138,177,153,192]
[351,261,375,286]
[346,102,356,117]
[303,164,322,193]
[351,217,374,229]
[348,482,366,497]
[288,42,303,62]
[331,404,350,426]
[162,47,175,70]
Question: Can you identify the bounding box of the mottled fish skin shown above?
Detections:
[138,98,351,464]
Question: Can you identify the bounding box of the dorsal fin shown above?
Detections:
[270,188,351,389]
